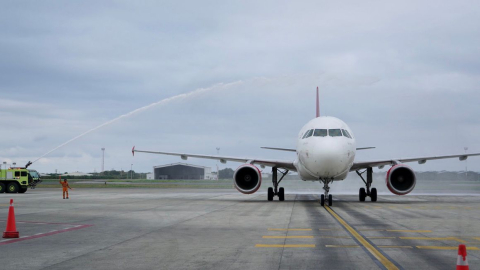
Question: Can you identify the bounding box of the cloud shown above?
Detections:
[0,0,479,175]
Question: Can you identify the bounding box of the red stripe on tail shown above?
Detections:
[316,87,320,118]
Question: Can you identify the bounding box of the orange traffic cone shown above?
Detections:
[456,244,469,270]
[3,199,19,238]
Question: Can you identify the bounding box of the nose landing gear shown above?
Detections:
[320,179,333,206]
[268,167,289,201]
[356,167,377,202]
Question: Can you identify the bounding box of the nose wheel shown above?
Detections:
[268,167,289,201]
[320,179,333,206]
[320,194,333,206]
[356,168,378,202]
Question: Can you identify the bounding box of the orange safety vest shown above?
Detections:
[60,182,70,190]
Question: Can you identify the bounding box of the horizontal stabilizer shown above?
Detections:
[356,147,376,150]
[261,147,296,152]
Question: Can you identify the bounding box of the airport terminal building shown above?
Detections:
[153,163,213,180]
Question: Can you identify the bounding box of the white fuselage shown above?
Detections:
[293,116,356,181]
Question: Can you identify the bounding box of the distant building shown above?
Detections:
[146,173,154,180]
[60,172,93,177]
[153,163,212,180]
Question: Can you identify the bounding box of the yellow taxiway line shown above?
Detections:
[387,230,432,233]
[255,244,315,248]
[378,246,413,249]
[400,237,466,243]
[324,206,399,270]
[326,245,412,249]
[262,236,313,239]
[268,228,312,231]
[326,245,359,248]
[417,246,479,250]
[319,236,351,239]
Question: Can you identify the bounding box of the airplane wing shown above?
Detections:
[261,146,375,151]
[132,147,297,171]
[350,153,480,171]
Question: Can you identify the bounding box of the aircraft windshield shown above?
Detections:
[313,129,328,137]
[305,129,314,138]
[342,129,352,139]
[328,129,342,137]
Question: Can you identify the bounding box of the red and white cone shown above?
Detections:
[456,244,469,270]
[3,199,19,238]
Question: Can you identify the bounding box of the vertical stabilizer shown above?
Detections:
[316,87,320,118]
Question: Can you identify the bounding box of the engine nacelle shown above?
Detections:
[234,164,262,194]
[386,164,416,195]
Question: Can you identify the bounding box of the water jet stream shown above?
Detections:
[32,81,242,164]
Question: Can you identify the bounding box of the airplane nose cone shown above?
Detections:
[304,141,350,178]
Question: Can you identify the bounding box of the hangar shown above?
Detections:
[153,163,212,180]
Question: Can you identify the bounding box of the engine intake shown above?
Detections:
[386,164,416,195]
[234,164,262,194]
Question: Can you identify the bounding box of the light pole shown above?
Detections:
[101,148,105,172]
[131,164,133,180]
[464,147,468,179]
[216,147,220,180]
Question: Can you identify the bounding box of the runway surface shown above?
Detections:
[0,188,479,270]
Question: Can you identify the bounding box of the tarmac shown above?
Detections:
[0,188,479,270]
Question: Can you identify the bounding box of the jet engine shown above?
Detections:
[234,164,262,194]
[386,164,416,195]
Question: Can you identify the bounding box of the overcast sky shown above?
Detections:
[1,1,479,175]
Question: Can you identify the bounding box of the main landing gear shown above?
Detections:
[268,167,289,201]
[356,167,377,202]
[319,178,333,206]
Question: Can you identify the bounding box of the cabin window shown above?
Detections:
[328,129,342,137]
[342,129,352,139]
[313,129,328,137]
[15,171,20,177]
[305,129,314,138]
[21,171,27,177]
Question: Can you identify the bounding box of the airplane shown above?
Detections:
[132,87,480,206]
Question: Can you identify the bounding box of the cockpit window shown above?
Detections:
[313,129,328,137]
[305,129,314,138]
[342,129,352,139]
[328,129,342,137]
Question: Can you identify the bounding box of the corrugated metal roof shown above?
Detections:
[153,163,211,169]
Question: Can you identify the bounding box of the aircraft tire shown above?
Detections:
[320,194,325,206]
[328,194,333,206]
[371,188,377,202]
[268,187,274,201]
[359,188,366,202]
[278,187,285,201]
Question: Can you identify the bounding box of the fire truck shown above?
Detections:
[0,161,41,193]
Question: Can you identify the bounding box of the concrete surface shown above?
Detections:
[0,188,479,270]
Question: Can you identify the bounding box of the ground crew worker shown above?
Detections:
[59,178,72,199]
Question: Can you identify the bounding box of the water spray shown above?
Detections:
[31,81,242,165]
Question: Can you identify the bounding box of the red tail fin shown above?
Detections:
[316,87,320,118]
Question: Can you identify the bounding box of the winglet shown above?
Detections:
[132,146,135,156]
[316,87,320,118]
